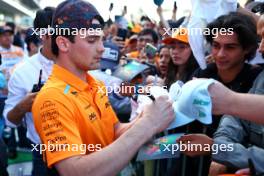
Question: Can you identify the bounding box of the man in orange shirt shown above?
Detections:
[32,1,175,175]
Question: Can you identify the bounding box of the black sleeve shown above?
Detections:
[191,67,203,78]
[191,63,217,79]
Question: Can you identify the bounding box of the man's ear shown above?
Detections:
[56,36,70,53]
[243,46,253,59]
[29,42,37,51]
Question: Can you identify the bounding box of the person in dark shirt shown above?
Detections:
[194,63,262,93]
[182,12,263,176]
[192,12,262,135]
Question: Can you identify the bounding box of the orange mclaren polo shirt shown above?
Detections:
[32,64,119,167]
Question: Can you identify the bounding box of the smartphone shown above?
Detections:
[117,28,127,41]
[145,43,157,58]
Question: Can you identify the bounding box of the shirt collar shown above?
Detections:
[38,48,54,65]
[52,64,99,91]
[0,44,13,51]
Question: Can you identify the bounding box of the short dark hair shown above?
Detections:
[138,29,159,44]
[140,16,151,23]
[205,12,258,61]
[158,44,170,53]
[37,6,74,57]
[5,22,15,31]
[25,29,41,52]
[51,31,75,57]
[33,7,55,29]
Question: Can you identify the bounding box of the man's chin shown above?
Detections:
[216,65,231,71]
[89,63,100,71]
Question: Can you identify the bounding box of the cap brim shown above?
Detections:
[112,61,149,81]
[128,38,137,44]
[162,37,177,44]
[94,15,105,27]
[162,37,188,45]
[0,30,14,35]
[100,59,118,70]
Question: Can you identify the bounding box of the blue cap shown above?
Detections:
[0,26,14,35]
[52,0,104,29]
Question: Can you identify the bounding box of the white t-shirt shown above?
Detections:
[0,45,24,79]
[3,50,54,144]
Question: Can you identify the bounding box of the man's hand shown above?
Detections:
[54,97,173,176]
[177,134,213,157]
[209,161,227,176]
[208,81,235,115]
[17,93,38,113]
[146,75,164,86]
[7,92,38,125]
[141,95,175,134]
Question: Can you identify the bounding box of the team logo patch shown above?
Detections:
[105,101,111,109]
[88,112,97,121]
